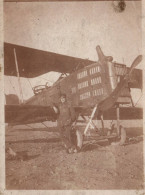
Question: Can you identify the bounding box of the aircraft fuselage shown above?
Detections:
[25,60,131,108]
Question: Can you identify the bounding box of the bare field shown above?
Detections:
[5,121,144,190]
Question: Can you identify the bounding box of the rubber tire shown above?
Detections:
[119,126,126,145]
[76,130,83,149]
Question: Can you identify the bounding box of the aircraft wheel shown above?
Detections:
[119,125,126,145]
[75,130,83,150]
[71,128,83,151]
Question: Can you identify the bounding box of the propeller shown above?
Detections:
[97,54,142,113]
[128,55,142,76]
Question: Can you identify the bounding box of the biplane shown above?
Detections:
[4,42,143,147]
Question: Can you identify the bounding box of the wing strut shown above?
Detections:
[14,48,24,104]
[84,105,98,136]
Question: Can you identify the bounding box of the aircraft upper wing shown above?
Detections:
[4,42,94,78]
[4,42,142,88]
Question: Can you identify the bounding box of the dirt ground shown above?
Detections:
[5,122,144,190]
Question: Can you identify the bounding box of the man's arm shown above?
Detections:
[53,106,59,114]
[52,103,59,115]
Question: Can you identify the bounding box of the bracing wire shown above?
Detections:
[39,76,53,84]
[27,78,33,91]
[134,94,143,107]
[7,76,18,95]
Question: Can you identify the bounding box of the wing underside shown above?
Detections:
[5,104,58,125]
[4,43,142,89]
[4,42,94,78]
[6,104,142,126]
[76,106,142,120]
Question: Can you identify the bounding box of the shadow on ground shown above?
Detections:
[6,138,60,144]
[11,127,58,133]
[6,150,40,161]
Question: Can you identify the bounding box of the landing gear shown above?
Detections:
[100,114,105,135]
[84,105,98,136]
[71,126,83,151]
[119,125,127,145]
[116,104,127,144]
[72,104,128,151]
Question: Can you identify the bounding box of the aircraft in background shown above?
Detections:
[4,42,142,144]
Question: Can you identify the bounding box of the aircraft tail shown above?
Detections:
[96,46,113,62]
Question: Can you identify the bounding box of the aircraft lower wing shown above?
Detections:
[98,107,143,120]
[75,106,142,120]
[5,104,142,126]
[5,104,58,125]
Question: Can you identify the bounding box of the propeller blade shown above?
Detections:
[129,55,142,75]
[97,55,142,113]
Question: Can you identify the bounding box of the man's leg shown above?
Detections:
[60,126,72,150]
[65,125,79,153]
[60,125,77,153]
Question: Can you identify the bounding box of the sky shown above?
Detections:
[4,1,142,105]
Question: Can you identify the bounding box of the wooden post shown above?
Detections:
[100,114,105,135]
[116,104,120,137]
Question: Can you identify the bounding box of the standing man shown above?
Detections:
[53,93,77,154]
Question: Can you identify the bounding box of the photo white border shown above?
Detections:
[0,0,145,194]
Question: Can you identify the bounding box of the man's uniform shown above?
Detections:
[57,101,76,150]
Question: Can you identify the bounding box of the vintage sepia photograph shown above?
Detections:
[3,0,143,191]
